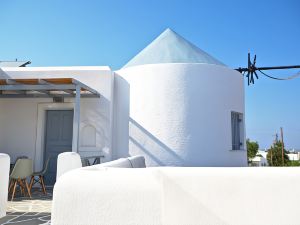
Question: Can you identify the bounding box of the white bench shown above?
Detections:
[56,152,146,179]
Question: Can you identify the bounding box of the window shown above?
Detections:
[231,111,243,150]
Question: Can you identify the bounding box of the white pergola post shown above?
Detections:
[72,85,81,152]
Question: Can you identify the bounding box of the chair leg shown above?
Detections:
[40,175,47,195]
[18,178,25,196]
[29,176,34,190]
[21,179,27,196]
[8,180,14,194]
[25,180,32,198]
[21,179,28,197]
[11,180,17,201]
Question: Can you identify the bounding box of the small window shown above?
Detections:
[231,112,243,150]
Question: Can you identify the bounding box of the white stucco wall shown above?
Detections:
[0,98,48,163]
[0,153,10,218]
[0,101,3,149]
[0,67,114,169]
[114,63,247,166]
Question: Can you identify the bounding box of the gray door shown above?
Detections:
[44,110,73,185]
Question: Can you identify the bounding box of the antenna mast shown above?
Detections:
[236,53,300,85]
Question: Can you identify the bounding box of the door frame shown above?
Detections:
[35,103,74,171]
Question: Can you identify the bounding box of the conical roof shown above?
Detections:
[123,28,225,68]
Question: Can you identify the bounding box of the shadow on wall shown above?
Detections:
[129,118,184,166]
[114,72,183,166]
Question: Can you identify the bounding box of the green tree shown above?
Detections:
[267,141,290,166]
[247,139,259,162]
[287,160,300,167]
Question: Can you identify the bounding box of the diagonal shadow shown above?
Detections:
[129,118,184,166]
[129,136,165,165]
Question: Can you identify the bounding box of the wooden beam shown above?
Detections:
[71,79,100,96]
[44,78,73,84]
[0,94,98,98]
[6,79,21,85]
[0,78,100,98]
[11,79,39,85]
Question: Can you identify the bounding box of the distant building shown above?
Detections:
[250,149,300,167]
[287,151,300,161]
[250,150,268,167]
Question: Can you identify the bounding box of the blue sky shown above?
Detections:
[1,0,300,149]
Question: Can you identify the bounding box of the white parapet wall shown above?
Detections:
[0,153,10,218]
[114,63,247,166]
[52,167,162,225]
[52,167,300,225]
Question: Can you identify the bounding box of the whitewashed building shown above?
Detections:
[0,28,247,184]
[250,150,269,167]
[114,28,246,166]
[287,152,300,161]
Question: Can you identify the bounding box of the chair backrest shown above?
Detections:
[10,159,33,179]
[14,155,28,164]
[96,156,146,168]
[98,158,133,168]
[42,157,51,174]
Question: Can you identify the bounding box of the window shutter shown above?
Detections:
[231,112,242,150]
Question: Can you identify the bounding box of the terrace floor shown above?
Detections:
[0,187,52,225]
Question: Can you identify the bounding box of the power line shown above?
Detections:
[258,70,300,81]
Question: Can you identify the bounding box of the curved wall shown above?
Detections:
[114,63,247,166]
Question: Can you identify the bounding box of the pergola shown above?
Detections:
[0,78,100,152]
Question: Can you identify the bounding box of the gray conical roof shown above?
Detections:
[123,28,225,68]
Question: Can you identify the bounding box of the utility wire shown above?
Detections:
[258,70,300,81]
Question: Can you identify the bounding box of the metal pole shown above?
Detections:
[255,65,300,71]
[236,65,300,73]
[72,85,81,152]
[280,127,284,166]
